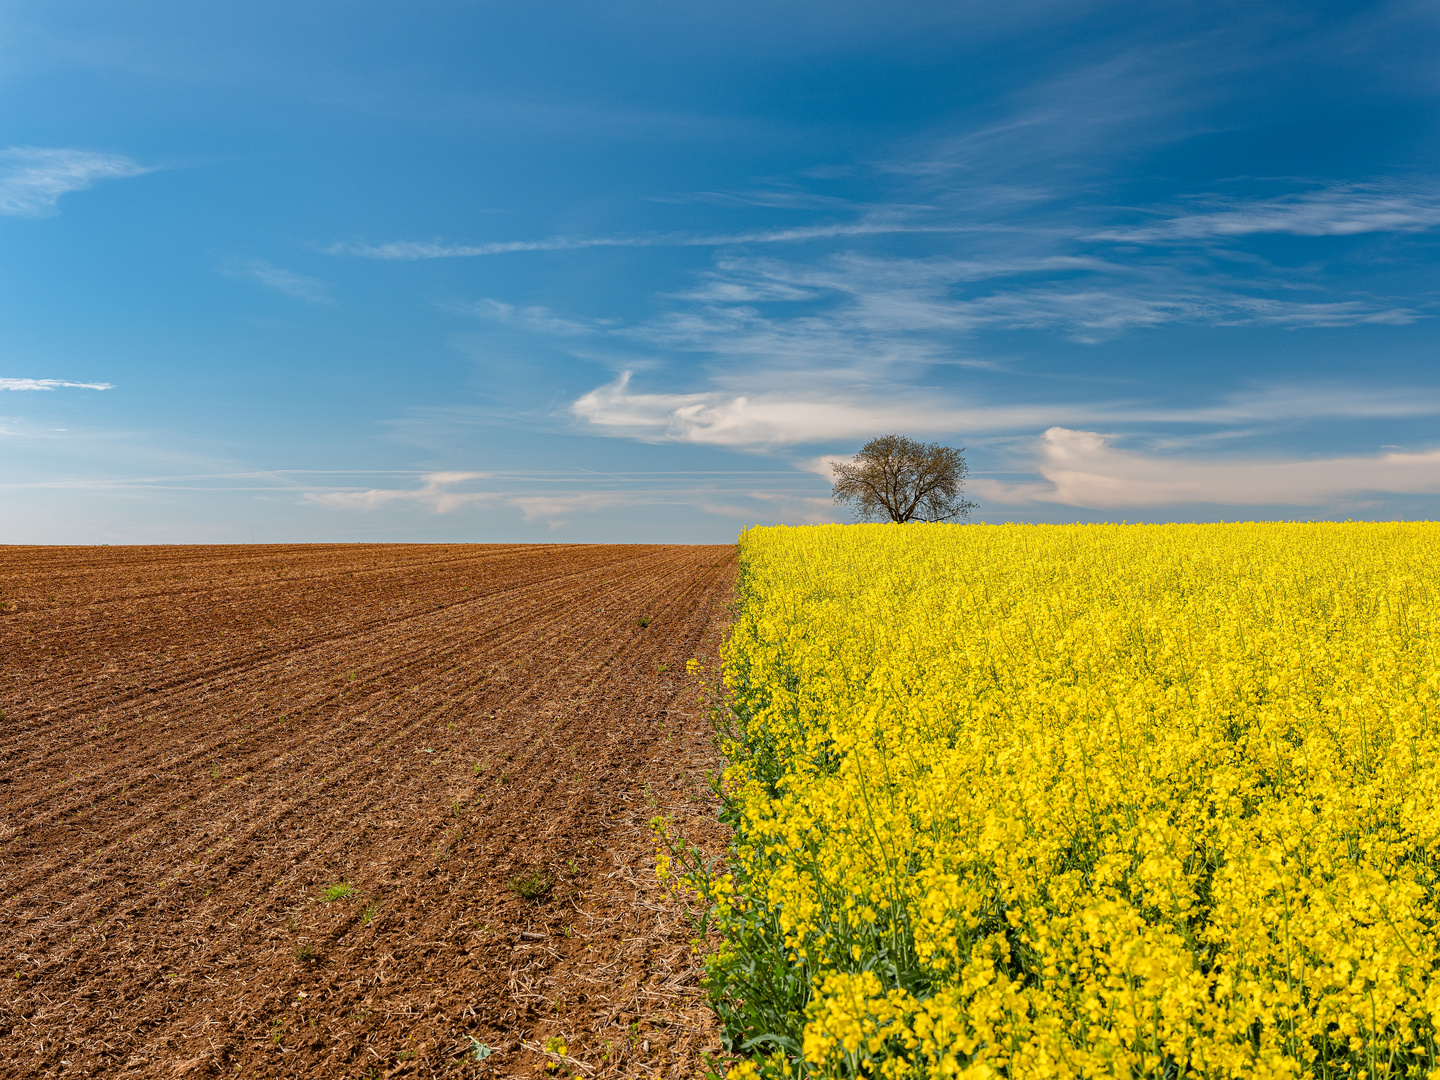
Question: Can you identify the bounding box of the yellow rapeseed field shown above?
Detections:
[676,522,1440,1079]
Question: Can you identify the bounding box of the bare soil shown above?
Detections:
[0,543,736,1079]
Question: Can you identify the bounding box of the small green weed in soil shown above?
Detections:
[508,868,554,901]
[320,881,355,902]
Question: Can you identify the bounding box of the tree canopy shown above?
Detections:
[830,434,976,523]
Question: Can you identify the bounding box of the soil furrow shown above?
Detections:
[2,545,684,715]
[1,549,701,827]
[0,543,735,1079]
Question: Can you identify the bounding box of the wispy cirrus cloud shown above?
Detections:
[325,215,985,260]
[886,18,1295,193]
[695,490,838,524]
[0,377,114,391]
[570,372,973,446]
[455,298,611,335]
[529,248,1421,378]
[697,253,1422,337]
[304,471,496,513]
[455,249,1421,417]
[344,20,1440,503]
[1093,183,1440,243]
[425,173,1432,455]
[300,469,815,527]
[223,260,336,304]
[507,492,640,528]
[571,374,1440,449]
[648,187,865,211]
[0,147,150,217]
[305,472,654,524]
[977,427,1440,508]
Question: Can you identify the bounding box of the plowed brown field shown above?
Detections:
[0,543,736,1080]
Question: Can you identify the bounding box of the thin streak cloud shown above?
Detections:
[0,377,114,391]
[305,471,496,512]
[223,260,336,304]
[325,218,984,260]
[300,471,806,527]
[0,147,150,217]
[1094,183,1440,243]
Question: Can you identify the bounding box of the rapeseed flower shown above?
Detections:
[686,522,1440,1079]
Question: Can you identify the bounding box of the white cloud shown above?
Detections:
[508,492,639,528]
[504,488,837,528]
[325,216,977,260]
[227,261,335,304]
[301,470,807,528]
[1164,385,1440,424]
[1222,296,1421,328]
[350,183,1440,266]
[965,288,1419,334]
[796,453,855,477]
[976,427,1440,508]
[460,298,609,334]
[1094,183,1440,243]
[306,473,651,525]
[304,472,496,513]
[570,372,1059,446]
[485,250,1416,383]
[745,490,840,524]
[670,277,821,303]
[0,378,114,391]
[571,373,1440,450]
[0,147,149,217]
[651,188,864,211]
[654,254,1421,350]
[892,30,1261,188]
[695,491,839,524]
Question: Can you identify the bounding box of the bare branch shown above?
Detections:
[830,434,976,523]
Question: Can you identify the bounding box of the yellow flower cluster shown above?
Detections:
[704,522,1440,1079]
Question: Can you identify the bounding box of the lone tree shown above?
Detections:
[831,434,976,523]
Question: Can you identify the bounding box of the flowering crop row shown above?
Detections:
[691,522,1440,1079]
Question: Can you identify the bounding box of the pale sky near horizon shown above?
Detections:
[3,0,1440,543]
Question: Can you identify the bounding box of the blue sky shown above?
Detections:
[3,0,1439,542]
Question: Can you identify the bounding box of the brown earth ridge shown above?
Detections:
[0,543,737,1079]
